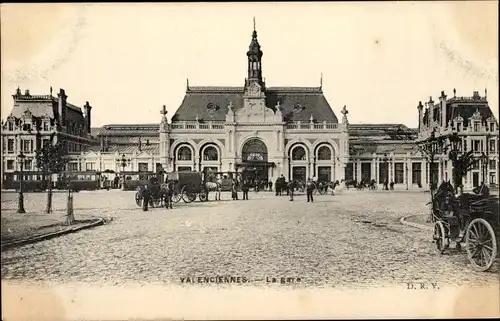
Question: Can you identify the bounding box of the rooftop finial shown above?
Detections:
[186,78,189,90]
[253,16,256,32]
[485,88,487,98]
[50,86,53,96]
[320,72,323,88]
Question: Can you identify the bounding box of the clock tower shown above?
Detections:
[245,18,265,93]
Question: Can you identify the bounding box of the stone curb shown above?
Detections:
[1,218,107,251]
[400,215,434,231]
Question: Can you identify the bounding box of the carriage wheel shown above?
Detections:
[318,184,326,195]
[433,221,448,254]
[465,218,497,272]
[171,190,182,203]
[199,189,208,202]
[135,192,143,207]
[181,186,197,203]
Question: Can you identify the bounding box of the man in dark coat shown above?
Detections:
[242,179,250,200]
[275,177,280,196]
[306,178,314,202]
[142,185,151,211]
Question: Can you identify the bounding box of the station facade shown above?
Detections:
[1,25,498,190]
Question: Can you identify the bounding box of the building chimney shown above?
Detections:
[24,89,30,96]
[15,87,21,96]
[58,89,67,126]
[473,91,479,98]
[83,101,92,134]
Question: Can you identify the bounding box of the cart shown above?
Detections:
[432,182,499,272]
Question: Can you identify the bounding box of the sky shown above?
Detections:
[1,2,498,128]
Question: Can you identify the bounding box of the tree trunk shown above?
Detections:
[46,174,53,213]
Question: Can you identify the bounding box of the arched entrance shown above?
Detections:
[239,139,272,188]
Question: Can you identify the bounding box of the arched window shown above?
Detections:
[292,146,307,161]
[177,146,192,161]
[203,146,218,161]
[242,139,268,162]
[317,146,332,160]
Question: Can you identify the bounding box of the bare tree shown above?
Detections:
[448,149,476,193]
[35,133,68,213]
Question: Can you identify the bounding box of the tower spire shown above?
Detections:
[246,18,264,86]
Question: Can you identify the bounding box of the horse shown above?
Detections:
[326,180,340,195]
[343,179,357,189]
[205,180,222,200]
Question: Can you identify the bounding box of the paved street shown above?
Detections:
[1,189,498,288]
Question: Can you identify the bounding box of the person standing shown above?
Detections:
[306,178,314,203]
[142,185,151,211]
[288,180,295,201]
[268,180,273,192]
[231,178,239,200]
[242,179,250,200]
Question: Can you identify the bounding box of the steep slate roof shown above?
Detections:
[8,95,57,119]
[349,124,417,141]
[171,86,338,123]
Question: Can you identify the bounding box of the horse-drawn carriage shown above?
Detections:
[166,171,209,203]
[432,182,499,272]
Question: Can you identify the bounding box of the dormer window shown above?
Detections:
[23,123,32,132]
[8,121,14,131]
[457,123,462,132]
[43,121,49,131]
[474,121,480,132]
[491,122,496,132]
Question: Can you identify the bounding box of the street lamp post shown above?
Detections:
[479,152,488,185]
[17,151,26,213]
[117,154,131,191]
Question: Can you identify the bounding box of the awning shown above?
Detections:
[235,161,276,168]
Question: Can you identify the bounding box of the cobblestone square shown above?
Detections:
[1,190,498,288]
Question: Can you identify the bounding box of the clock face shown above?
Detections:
[248,83,261,95]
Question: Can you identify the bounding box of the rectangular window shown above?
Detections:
[7,139,14,153]
[8,122,14,131]
[464,140,468,151]
[490,173,497,185]
[85,163,95,171]
[177,166,192,172]
[457,123,462,132]
[379,162,388,183]
[24,159,32,171]
[21,140,32,152]
[472,161,480,170]
[138,163,149,172]
[344,163,354,181]
[7,160,14,170]
[43,121,49,131]
[42,139,51,149]
[489,160,497,169]
[490,139,496,152]
[474,122,480,132]
[491,123,496,132]
[473,140,481,152]
[394,162,404,184]
[69,163,78,171]
[22,123,32,132]
[412,163,422,185]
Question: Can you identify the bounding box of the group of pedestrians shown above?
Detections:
[274,174,316,202]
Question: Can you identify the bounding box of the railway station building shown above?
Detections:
[1,25,498,190]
